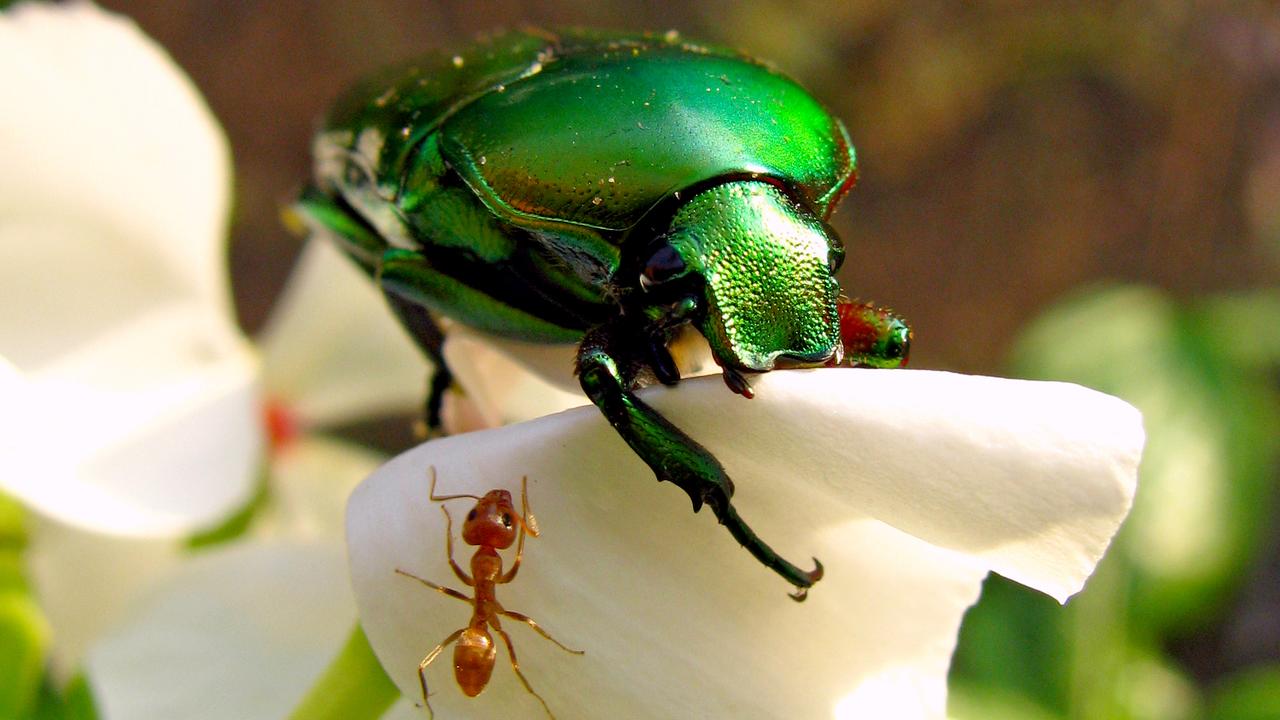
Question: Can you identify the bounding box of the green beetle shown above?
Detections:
[298,29,910,599]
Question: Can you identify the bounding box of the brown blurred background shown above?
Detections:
[93,0,1280,373]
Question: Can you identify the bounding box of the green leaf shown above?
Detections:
[0,587,49,718]
[1011,285,1279,637]
[950,575,1070,713]
[1192,290,1280,370]
[949,682,1063,720]
[185,470,270,550]
[287,624,398,720]
[1208,665,1280,720]
[0,491,27,552]
[28,674,101,720]
[1109,648,1202,720]
[0,491,45,718]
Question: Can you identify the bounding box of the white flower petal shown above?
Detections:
[636,369,1143,601]
[263,435,386,541]
[0,306,262,535]
[383,699,429,720]
[85,541,353,720]
[258,240,424,426]
[443,327,721,428]
[351,447,983,719]
[0,1,232,315]
[25,519,184,682]
[348,369,1140,717]
[0,3,259,535]
[443,331,587,426]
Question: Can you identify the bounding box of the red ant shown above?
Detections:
[395,467,584,718]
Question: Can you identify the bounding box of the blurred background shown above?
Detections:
[91,1,1280,718]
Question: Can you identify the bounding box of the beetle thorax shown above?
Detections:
[660,181,842,371]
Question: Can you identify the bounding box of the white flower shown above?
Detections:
[70,237,425,716]
[0,0,258,536]
[0,3,421,709]
[347,368,1142,719]
[257,237,425,435]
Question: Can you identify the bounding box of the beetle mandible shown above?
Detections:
[298,29,910,599]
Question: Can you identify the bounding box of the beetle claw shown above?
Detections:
[722,367,754,398]
[649,341,681,386]
[787,558,825,602]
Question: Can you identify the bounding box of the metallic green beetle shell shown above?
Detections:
[319,29,856,240]
[304,30,883,595]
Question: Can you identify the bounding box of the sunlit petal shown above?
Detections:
[443,330,587,426]
[442,326,719,427]
[263,435,386,541]
[1,306,261,535]
[0,0,233,315]
[635,369,1143,601]
[0,2,260,535]
[25,519,184,682]
[348,369,1140,717]
[85,542,353,720]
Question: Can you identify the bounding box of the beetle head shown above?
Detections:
[640,181,843,375]
[831,298,912,369]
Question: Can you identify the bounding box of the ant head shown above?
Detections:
[461,490,522,549]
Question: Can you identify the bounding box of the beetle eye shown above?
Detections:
[639,245,686,290]
[467,509,477,521]
[502,513,513,528]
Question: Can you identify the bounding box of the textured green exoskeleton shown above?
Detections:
[299,29,909,599]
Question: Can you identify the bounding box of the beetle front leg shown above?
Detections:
[384,293,453,435]
[575,326,823,599]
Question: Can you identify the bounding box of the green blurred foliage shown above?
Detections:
[185,470,270,550]
[950,682,1065,720]
[0,493,98,720]
[1209,665,1280,720]
[952,285,1280,719]
[28,675,99,720]
[0,492,45,719]
[1016,287,1279,634]
[286,625,397,720]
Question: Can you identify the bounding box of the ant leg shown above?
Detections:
[491,620,557,720]
[497,607,584,655]
[418,628,465,717]
[501,476,540,584]
[520,475,541,537]
[394,568,471,605]
[439,505,473,586]
[422,468,476,585]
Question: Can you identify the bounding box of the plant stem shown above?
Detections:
[288,624,398,720]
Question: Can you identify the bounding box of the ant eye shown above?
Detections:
[639,245,686,290]
[502,513,513,528]
[467,509,477,521]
